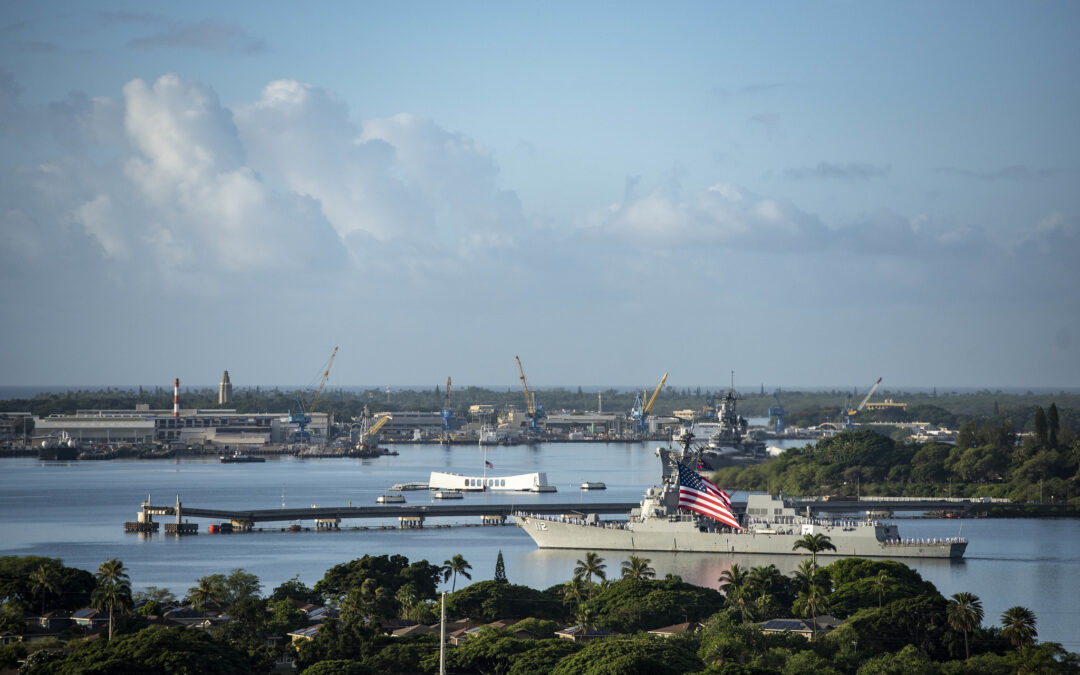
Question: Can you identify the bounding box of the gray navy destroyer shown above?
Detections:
[514,435,967,559]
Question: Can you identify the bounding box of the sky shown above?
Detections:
[1,2,1078,391]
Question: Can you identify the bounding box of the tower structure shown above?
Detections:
[173,378,180,418]
[219,370,233,406]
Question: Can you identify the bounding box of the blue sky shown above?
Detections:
[1,2,1078,390]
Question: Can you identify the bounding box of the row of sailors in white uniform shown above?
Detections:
[883,536,967,545]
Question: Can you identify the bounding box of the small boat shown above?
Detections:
[221,452,266,463]
[390,482,430,491]
[433,490,463,500]
[376,494,406,504]
[580,481,607,490]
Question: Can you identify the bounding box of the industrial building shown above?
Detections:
[34,405,328,447]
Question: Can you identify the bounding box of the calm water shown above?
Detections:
[1,443,1077,650]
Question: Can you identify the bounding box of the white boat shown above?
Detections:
[433,490,464,499]
[376,494,406,504]
[580,481,607,490]
[429,471,556,493]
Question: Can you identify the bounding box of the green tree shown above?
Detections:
[93,559,133,640]
[494,550,508,583]
[28,562,62,616]
[270,575,321,605]
[187,575,226,612]
[793,533,836,572]
[719,563,752,623]
[92,581,133,639]
[440,554,473,592]
[1048,403,1060,447]
[870,571,890,608]
[620,555,656,581]
[573,552,606,597]
[1000,605,1037,651]
[946,591,984,660]
[1034,407,1048,446]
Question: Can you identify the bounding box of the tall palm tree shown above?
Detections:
[91,578,132,640]
[620,555,656,581]
[748,565,780,619]
[1000,605,1037,651]
[792,533,836,572]
[94,558,132,639]
[870,571,891,608]
[946,592,984,660]
[718,563,752,623]
[440,554,473,592]
[29,563,62,617]
[573,552,607,597]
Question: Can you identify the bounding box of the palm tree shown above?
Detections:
[91,578,133,640]
[94,558,132,639]
[395,585,418,622]
[96,559,129,585]
[791,559,816,594]
[793,581,829,639]
[29,563,62,617]
[187,576,224,612]
[573,552,606,597]
[440,554,473,592]
[562,577,587,612]
[718,563,752,623]
[946,592,984,659]
[792,533,836,572]
[620,555,656,581]
[1000,605,1037,651]
[748,565,780,619]
[870,571,891,608]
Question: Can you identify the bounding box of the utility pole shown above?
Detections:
[439,591,446,675]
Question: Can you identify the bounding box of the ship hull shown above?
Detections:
[514,516,966,559]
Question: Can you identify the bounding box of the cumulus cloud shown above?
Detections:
[784,162,891,181]
[0,73,528,296]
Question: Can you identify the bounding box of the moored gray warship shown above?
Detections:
[514,435,967,559]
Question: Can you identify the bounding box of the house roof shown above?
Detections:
[648,621,702,636]
[288,624,322,640]
[392,624,436,638]
[555,624,612,638]
[72,609,100,620]
[759,619,812,633]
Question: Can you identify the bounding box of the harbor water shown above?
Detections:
[1,442,1077,650]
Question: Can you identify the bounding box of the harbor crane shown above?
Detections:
[440,376,457,441]
[515,356,546,431]
[288,346,338,442]
[768,389,787,432]
[845,377,882,427]
[631,372,668,436]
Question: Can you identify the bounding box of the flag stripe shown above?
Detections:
[676,462,741,530]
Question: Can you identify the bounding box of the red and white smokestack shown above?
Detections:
[173,378,180,418]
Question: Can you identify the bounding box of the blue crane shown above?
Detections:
[289,346,338,442]
[768,389,787,432]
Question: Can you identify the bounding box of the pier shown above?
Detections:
[128,497,640,534]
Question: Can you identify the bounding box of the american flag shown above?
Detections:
[485,460,494,469]
[677,462,741,529]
